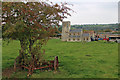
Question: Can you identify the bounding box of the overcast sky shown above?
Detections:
[50,0,119,25]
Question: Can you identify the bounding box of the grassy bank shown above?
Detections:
[2,39,118,78]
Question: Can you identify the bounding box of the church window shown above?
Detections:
[87,38,88,40]
[69,39,71,41]
[73,38,75,41]
[84,38,85,40]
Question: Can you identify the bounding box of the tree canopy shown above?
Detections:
[2,1,72,76]
[2,2,71,40]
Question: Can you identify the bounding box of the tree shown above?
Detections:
[2,1,72,76]
[104,29,112,32]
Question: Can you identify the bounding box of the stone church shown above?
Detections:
[61,21,95,42]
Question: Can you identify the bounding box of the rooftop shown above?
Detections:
[70,29,82,33]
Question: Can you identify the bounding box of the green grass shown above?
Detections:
[0,39,2,79]
[2,39,118,78]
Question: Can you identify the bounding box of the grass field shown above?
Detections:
[2,39,118,78]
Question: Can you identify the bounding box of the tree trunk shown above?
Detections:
[29,39,35,68]
[20,39,25,70]
[14,60,16,72]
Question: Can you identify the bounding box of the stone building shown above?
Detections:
[61,21,95,42]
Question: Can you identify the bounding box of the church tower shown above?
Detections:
[80,28,83,41]
[61,21,71,41]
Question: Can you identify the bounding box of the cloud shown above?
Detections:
[49,0,118,24]
[49,0,119,3]
[63,2,118,24]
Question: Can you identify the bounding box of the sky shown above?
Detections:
[49,0,119,25]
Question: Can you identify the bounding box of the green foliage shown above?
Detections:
[103,29,112,32]
[2,1,72,74]
[112,31,120,34]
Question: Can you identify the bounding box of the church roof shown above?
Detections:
[69,35,81,38]
[69,33,89,38]
[83,33,89,37]
[84,31,95,34]
[69,29,82,32]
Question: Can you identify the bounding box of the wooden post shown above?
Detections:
[56,56,58,68]
[54,56,58,71]
[14,56,19,72]
[14,60,16,72]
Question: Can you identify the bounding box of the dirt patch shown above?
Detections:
[2,66,21,78]
[2,67,14,78]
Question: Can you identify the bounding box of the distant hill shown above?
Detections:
[58,23,119,32]
[71,24,118,31]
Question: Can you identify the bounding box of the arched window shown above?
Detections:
[87,38,88,40]
[69,39,71,41]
